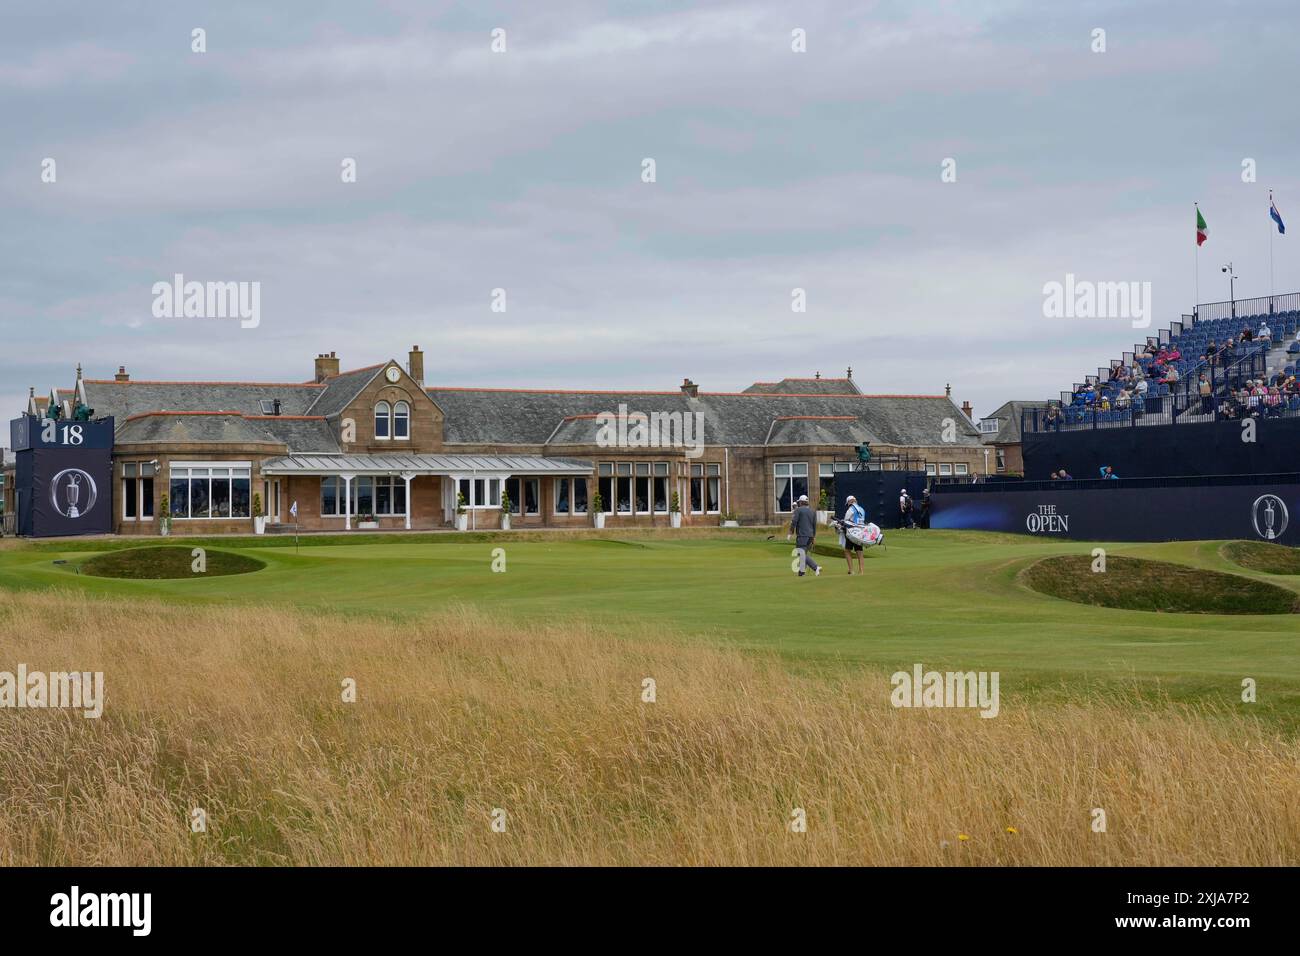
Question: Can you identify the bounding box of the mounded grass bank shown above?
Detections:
[79,546,265,580]
[1021,554,1300,615]
[0,590,1296,866]
[1222,540,1300,575]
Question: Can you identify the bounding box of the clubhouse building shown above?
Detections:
[6,348,987,535]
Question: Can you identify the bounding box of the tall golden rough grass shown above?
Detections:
[0,590,1296,865]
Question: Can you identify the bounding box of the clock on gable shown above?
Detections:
[384,366,401,384]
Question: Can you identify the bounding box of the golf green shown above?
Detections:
[2,530,1297,718]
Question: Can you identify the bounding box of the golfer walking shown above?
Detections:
[787,494,821,577]
[842,494,866,575]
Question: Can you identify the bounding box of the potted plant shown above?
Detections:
[720,510,740,528]
[669,491,682,528]
[499,489,512,531]
[159,494,171,536]
[591,492,605,528]
[253,492,266,535]
[817,487,830,525]
[455,492,469,531]
[358,511,379,530]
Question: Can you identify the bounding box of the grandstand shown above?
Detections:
[1023,292,1300,433]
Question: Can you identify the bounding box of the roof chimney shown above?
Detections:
[846,366,853,380]
[680,377,699,398]
[115,366,130,382]
[315,351,340,382]
[961,400,973,420]
[408,345,424,386]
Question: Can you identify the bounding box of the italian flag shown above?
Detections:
[1196,207,1208,246]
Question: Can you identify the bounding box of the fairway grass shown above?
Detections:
[2,530,1298,718]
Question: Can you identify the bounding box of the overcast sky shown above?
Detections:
[3,0,1298,427]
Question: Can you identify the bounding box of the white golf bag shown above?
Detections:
[833,518,885,549]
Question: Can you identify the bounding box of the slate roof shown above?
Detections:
[744,377,861,395]
[426,387,981,448]
[116,412,339,451]
[304,364,386,418]
[979,400,1053,445]
[43,361,979,454]
[64,380,322,420]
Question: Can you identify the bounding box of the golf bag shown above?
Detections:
[831,518,885,549]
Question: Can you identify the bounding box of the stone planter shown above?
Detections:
[670,512,682,528]
[501,513,511,531]
[593,513,606,529]
[254,516,266,535]
[455,513,468,531]
[721,520,740,528]
[159,521,171,537]
[358,521,379,530]
[816,510,829,525]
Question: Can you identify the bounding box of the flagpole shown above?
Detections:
[1269,189,1276,314]
[1194,202,1200,323]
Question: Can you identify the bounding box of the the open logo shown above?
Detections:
[1251,494,1288,541]
[49,468,98,519]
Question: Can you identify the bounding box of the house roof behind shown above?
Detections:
[743,377,861,395]
[980,400,1053,445]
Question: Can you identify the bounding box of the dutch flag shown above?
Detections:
[1271,194,1286,235]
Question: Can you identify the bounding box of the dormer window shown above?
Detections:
[375,401,391,439]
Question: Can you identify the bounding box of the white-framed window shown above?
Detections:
[925,463,937,477]
[689,463,721,514]
[939,463,953,476]
[169,462,251,519]
[979,419,1000,434]
[773,462,808,513]
[458,477,503,511]
[121,461,156,520]
[955,463,969,475]
[615,463,633,514]
[374,401,391,440]
[503,477,538,515]
[652,462,669,514]
[320,476,407,516]
[393,401,410,440]
[554,477,589,515]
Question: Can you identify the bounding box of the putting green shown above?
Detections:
[1,530,1297,718]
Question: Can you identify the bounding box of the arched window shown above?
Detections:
[393,401,410,439]
[374,401,391,440]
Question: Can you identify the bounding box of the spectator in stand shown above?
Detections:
[1243,327,1255,343]
[1108,364,1123,382]
[1162,365,1180,385]
[1099,466,1118,479]
[1259,320,1272,346]
[1043,404,1062,431]
[1266,386,1283,417]
[1049,471,1059,480]
[1222,336,1237,359]
[1205,340,1218,361]
[1134,376,1149,399]
[1167,346,1181,363]
[1116,388,1131,410]
[1058,468,1073,480]
[1198,373,1212,413]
